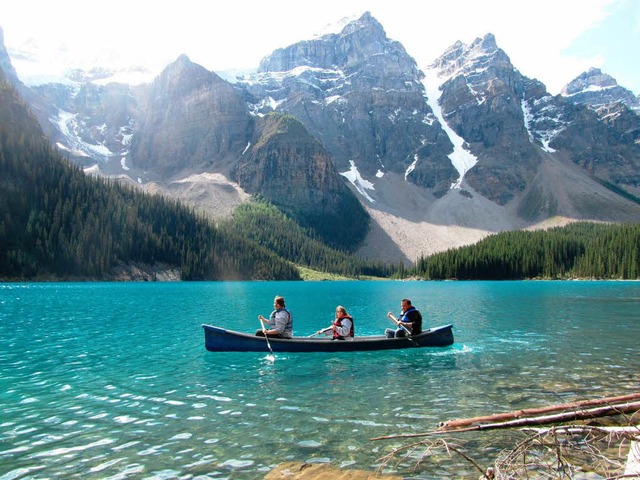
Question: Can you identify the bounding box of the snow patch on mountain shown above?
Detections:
[313,15,360,39]
[241,65,346,116]
[405,154,418,180]
[340,161,375,203]
[563,84,617,96]
[521,95,568,153]
[521,99,538,147]
[422,67,478,188]
[55,110,114,161]
[242,65,345,85]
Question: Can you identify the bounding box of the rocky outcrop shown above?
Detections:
[129,55,253,179]
[242,12,457,194]
[106,261,181,281]
[264,462,401,480]
[234,113,369,249]
[561,67,640,112]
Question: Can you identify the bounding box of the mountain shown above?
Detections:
[234,113,369,249]
[0,66,305,281]
[427,33,640,217]
[241,12,457,197]
[561,67,640,113]
[427,33,542,205]
[238,20,640,261]
[2,14,640,265]
[129,54,253,180]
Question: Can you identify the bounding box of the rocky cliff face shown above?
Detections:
[428,34,543,205]
[0,67,46,142]
[129,55,253,179]
[561,67,640,112]
[241,12,457,195]
[234,113,369,248]
[0,27,20,88]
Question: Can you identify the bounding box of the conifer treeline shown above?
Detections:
[219,201,395,278]
[0,117,300,281]
[412,222,640,280]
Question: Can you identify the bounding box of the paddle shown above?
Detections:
[308,326,332,338]
[258,316,275,360]
[387,312,414,337]
[386,313,422,348]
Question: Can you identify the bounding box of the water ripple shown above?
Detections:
[1,281,639,478]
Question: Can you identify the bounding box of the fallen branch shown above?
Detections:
[370,394,640,478]
[522,425,640,435]
[493,424,638,478]
[439,392,640,430]
[371,398,640,441]
[375,438,491,479]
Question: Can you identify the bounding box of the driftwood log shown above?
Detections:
[371,392,640,441]
[438,392,640,431]
[371,393,640,477]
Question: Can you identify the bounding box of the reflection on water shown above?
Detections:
[0,281,639,479]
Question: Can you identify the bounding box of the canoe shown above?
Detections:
[202,324,454,353]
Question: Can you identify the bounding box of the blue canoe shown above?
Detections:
[202,324,454,353]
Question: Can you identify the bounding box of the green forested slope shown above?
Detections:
[219,201,394,278]
[0,73,300,281]
[413,222,640,280]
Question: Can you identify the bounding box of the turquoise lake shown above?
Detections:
[1,280,639,479]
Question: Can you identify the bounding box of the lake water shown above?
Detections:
[1,281,639,479]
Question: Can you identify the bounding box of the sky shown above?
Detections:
[2,0,639,95]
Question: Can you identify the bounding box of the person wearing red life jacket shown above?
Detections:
[316,305,354,340]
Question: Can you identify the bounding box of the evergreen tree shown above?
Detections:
[412,222,640,280]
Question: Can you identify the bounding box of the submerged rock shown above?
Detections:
[265,462,402,479]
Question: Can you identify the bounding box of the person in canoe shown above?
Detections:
[385,298,422,338]
[315,305,354,340]
[256,295,293,339]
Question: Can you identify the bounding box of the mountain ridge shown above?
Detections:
[1,14,639,264]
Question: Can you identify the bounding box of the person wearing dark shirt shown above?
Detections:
[385,298,422,338]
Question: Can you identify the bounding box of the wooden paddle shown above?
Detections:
[308,326,332,338]
[387,312,413,336]
[258,316,275,359]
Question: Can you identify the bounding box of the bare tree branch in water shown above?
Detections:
[372,393,640,479]
[376,426,639,479]
[493,425,639,478]
[376,438,493,479]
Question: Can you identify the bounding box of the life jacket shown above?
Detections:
[399,307,422,335]
[333,314,354,339]
[270,307,293,338]
[399,307,416,322]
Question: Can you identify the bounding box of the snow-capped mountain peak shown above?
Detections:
[561,67,640,112]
